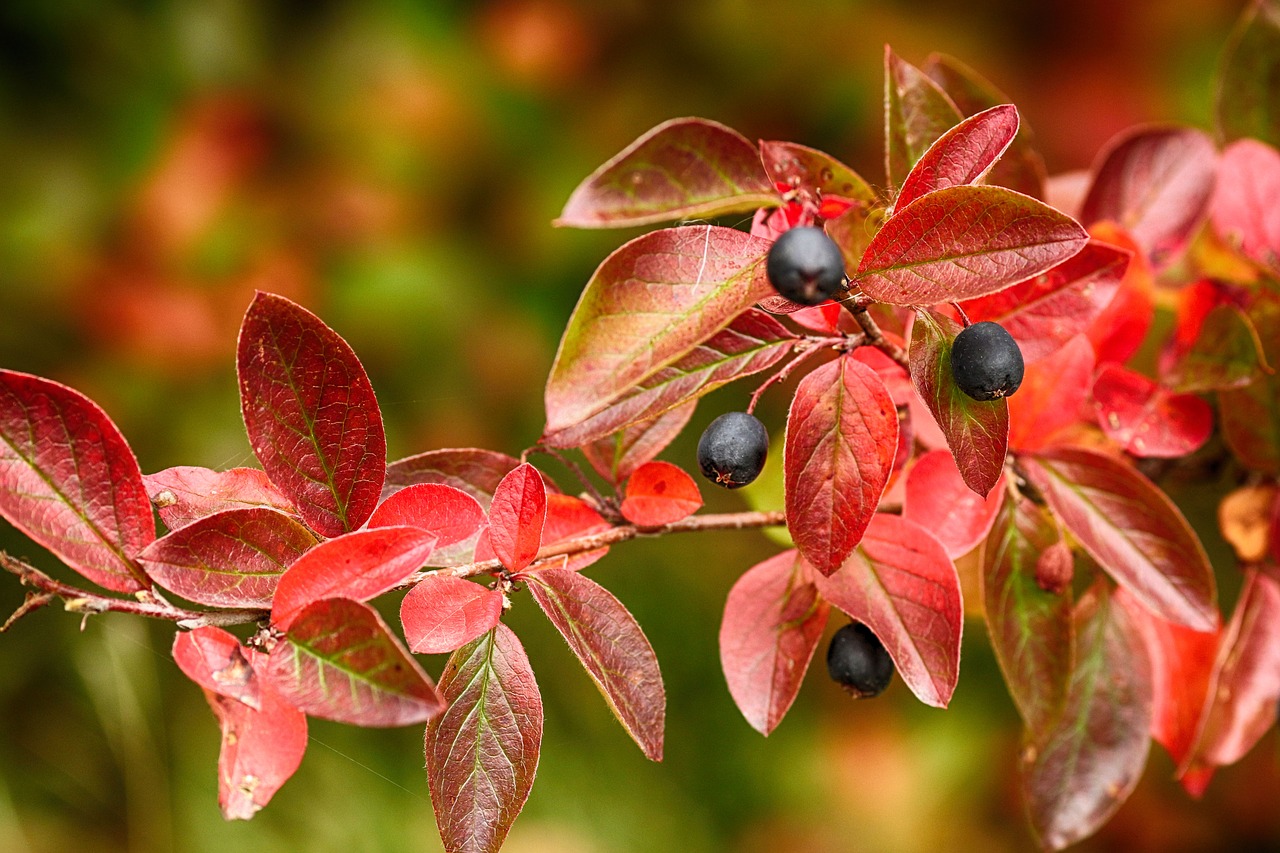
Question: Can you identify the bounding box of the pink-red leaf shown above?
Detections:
[488,463,546,573]
[759,140,878,209]
[237,292,386,537]
[1022,583,1153,851]
[1214,138,1280,275]
[173,626,261,710]
[784,355,898,576]
[1021,446,1217,630]
[581,402,696,484]
[1215,0,1280,147]
[895,104,1020,211]
[1008,334,1096,452]
[368,483,486,567]
[884,47,964,192]
[139,507,316,609]
[544,226,773,434]
[815,513,962,707]
[1084,222,1155,364]
[539,494,612,572]
[619,461,702,527]
[1080,127,1218,265]
[719,550,829,735]
[271,526,438,630]
[268,597,443,726]
[857,185,1089,305]
[903,449,1005,558]
[908,310,1008,496]
[0,370,153,592]
[426,624,541,853]
[1091,364,1214,458]
[383,448,526,507]
[523,567,665,760]
[144,466,296,531]
[401,575,504,655]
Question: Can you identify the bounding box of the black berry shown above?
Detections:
[765,226,846,305]
[826,622,894,699]
[696,411,768,489]
[949,321,1025,401]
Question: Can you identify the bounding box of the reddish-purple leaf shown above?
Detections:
[784,355,898,576]
[139,507,316,609]
[205,650,307,820]
[908,310,1008,496]
[961,240,1130,363]
[1080,127,1218,265]
[884,47,963,193]
[268,597,443,727]
[556,117,776,228]
[1213,138,1280,274]
[759,140,878,208]
[903,449,1005,558]
[1164,303,1271,393]
[619,461,702,527]
[488,463,546,573]
[544,226,773,434]
[383,448,526,507]
[0,370,154,592]
[543,308,795,448]
[1007,334,1096,453]
[981,498,1073,735]
[237,292,386,538]
[368,482,486,566]
[426,624,541,853]
[523,567,665,760]
[1091,364,1214,458]
[144,466,297,531]
[271,526,438,630]
[719,550,829,735]
[815,514,961,707]
[173,626,261,710]
[1022,583,1153,851]
[856,185,1089,305]
[1022,446,1217,631]
[401,575,504,655]
[582,402,696,484]
[895,104,1020,211]
[1220,371,1280,474]
[1215,0,1280,147]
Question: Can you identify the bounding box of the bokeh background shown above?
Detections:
[0,1,1275,851]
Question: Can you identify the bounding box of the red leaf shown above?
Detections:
[619,461,702,527]
[206,651,307,820]
[1215,0,1280,147]
[981,498,1073,735]
[895,104,1020,211]
[144,466,296,531]
[719,550,829,735]
[581,402,696,484]
[543,226,773,435]
[401,575,504,655]
[540,494,612,572]
[1021,446,1217,630]
[488,463,547,572]
[1022,583,1153,851]
[1164,302,1271,393]
[784,355,898,576]
[268,597,443,726]
[556,117,776,228]
[815,514,962,707]
[759,140,878,210]
[1212,138,1280,275]
[271,526,438,630]
[908,310,1008,496]
[0,370,154,592]
[884,47,963,192]
[173,626,261,710]
[1091,364,1214,458]
[237,292,386,537]
[1084,223,1154,364]
[139,507,316,609]
[903,449,1005,558]
[1080,127,1218,266]
[543,308,794,449]
[368,483,486,568]
[426,624,541,853]
[1008,335,1096,452]
[523,567,665,760]
[961,240,1130,363]
[383,448,527,507]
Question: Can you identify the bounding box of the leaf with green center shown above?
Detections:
[1164,303,1271,392]
[884,47,963,193]
[143,466,297,531]
[425,624,542,853]
[581,402,696,484]
[267,597,443,727]
[556,117,776,228]
[1215,0,1280,147]
[237,292,386,538]
[895,104,1021,211]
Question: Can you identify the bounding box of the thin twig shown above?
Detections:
[528,445,612,513]
[838,299,910,369]
[747,341,828,414]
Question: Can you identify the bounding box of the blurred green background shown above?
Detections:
[0,1,1276,851]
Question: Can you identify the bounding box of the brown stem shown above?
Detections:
[527,445,615,518]
[747,341,827,415]
[839,300,910,370]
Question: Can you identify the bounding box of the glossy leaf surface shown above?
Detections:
[895,104,1020,211]
[1091,364,1213,458]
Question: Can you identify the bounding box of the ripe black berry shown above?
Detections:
[826,622,894,699]
[765,226,846,305]
[949,321,1025,401]
[696,411,768,489]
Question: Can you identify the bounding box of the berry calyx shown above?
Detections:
[949,321,1025,401]
[696,411,769,489]
[826,621,894,698]
[765,226,846,306]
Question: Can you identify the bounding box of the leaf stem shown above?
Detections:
[838,299,910,370]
